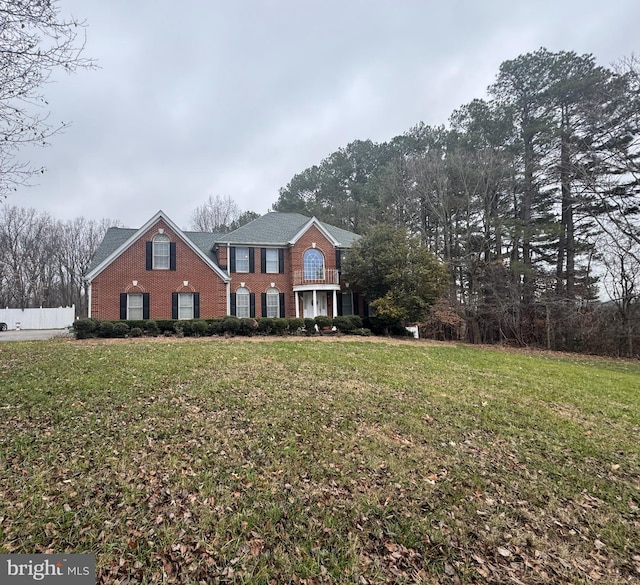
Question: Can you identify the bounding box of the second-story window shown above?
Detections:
[303,248,325,280]
[153,234,170,269]
[235,247,250,273]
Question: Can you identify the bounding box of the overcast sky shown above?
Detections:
[8,0,640,229]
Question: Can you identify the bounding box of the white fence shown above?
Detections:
[0,306,75,330]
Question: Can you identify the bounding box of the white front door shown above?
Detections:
[303,291,327,318]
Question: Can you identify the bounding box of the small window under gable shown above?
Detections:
[153,233,170,269]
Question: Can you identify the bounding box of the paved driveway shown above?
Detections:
[0,329,72,342]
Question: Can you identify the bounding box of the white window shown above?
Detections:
[266,287,280,318]
[266,248,279,273]
[303,248,325,280]
[128,293,143,320]
[236,287,250,318]
[178,293,194,320]
[235,247,250,273]
[153,234,170,269]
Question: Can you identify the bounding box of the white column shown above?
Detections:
[295,291,300,318]
[87,283,92,318]
[332,290,338,318]
[312,290,317,318]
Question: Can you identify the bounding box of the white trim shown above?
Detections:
[293,283,340,292]
[88,283,92,317]
[289,216,341,247]
[85,210,230,283]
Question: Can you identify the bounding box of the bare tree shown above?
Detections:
[0,0,93,195]
[601,235,640,357]
[190,195,241,232]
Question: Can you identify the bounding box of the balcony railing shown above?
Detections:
[293,268,340,286]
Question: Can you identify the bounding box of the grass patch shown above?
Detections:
[1,338,639,583]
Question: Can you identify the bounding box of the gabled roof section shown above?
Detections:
[85,210,230,282]
[221,212,360,247]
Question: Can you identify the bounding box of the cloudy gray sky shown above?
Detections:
[9,0,640,229]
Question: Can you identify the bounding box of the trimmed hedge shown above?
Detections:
[72,316,373,340]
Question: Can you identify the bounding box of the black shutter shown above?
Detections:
[171,292,178,319]
[260,248,267,273]
[249,248,255,273]
[279,293,285,318]
[230,293,236,316]
[143,293,150,320]
[169,243,176,271]
[146,242,152,270]
[261,293,267,317]
[249,293,256,318]
[337,292,343,316]
[363,297,369,317]
[336,249,342,271]
[193,293,200,319]
[353,293,359,316]
[278,248,285,273]
[230,247,236,272]
[120,293,127,320]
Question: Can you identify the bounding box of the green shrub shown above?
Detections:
[303,318,316,332]
[348,315,363,329]
[332,316,356,333]
[143,320,160,336]
[271,318,289,335]
[287,318,304,332]
[352,327,371,336]
[97,321,115,338]
[256,318,273,335]
[221,316,241,335]
[314,315,333,329]
[206,318,224,335]
[155,320,176,334]
[112,322,130,338]
[129,327,143,338]
[191,320,208,337]
[74,318,98,339]
[238,318,259,336]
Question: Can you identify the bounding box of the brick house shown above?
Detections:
[86,210,363,321]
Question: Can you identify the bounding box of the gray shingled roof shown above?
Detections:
[88,213,360,275]
[88,227,136,272]
[221,212,360,247]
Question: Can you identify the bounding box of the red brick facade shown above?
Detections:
[90,220,228,320]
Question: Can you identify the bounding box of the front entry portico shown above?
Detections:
[302,291,327,318]
[294,287,339,319]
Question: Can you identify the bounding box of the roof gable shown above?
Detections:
[220,212,360,247]
[86,211,230,282]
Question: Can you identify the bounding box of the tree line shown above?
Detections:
[0,205,119,316]
[273,49,640,356]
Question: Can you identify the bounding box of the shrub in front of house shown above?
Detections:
[155,320,177,335]
[143,320,160,336]
[129,327,143,337]
[112,322,130,338]
[190,320,208,337]
[238,318,258,336]
[256,318,273,335]
[221,316,241,335]
[332,316,355,333]
[97,320,115,338]
[287,318,304,332]
[303,318,315,333]
[270,318,289,335]
[314,315,333,329]
[206,318,224,335]
[74,318,99,339]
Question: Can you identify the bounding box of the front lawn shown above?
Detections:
[1,337,639,583]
